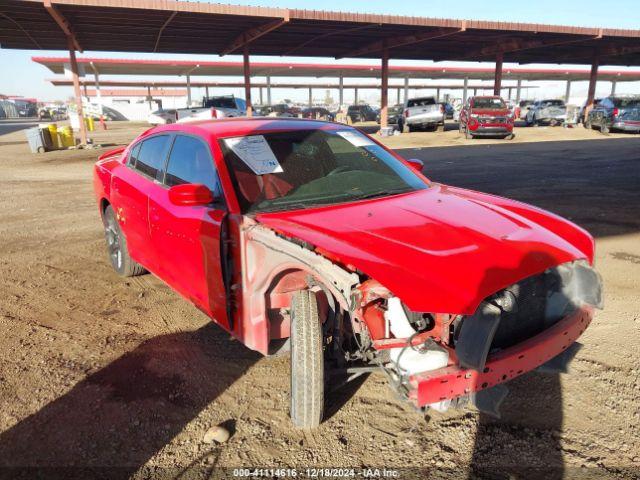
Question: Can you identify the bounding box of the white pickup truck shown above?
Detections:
[399,96,445,132]
[176,95,247,123]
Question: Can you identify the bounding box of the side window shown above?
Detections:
[128,142,142,166]
[165,135,222,198]
[134,135,171,180]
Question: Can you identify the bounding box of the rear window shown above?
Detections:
[471,97,506,109]
[613,97,640,108]
[407,98,436,107]
[204,97,237,109]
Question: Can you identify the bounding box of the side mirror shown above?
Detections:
[407,158,424,172]
[168,183,214,206]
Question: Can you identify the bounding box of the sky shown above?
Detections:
[1,0,639,104]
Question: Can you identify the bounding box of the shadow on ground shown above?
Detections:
[0,323,259,478]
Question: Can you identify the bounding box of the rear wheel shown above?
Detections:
[103,206,146,277]
[290,290,324,429]
[600,122,610,135]
[585,118,593,130]
[436,122,444,132]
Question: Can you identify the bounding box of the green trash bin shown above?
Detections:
[25,126,46,153]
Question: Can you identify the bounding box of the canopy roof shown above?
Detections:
[51,79,520,90]
[2,0,640,66]
[33,57,640,82]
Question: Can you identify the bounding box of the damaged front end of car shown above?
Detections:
[353,260,603,416]
[238,220,602,418]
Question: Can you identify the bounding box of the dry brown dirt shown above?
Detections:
[0,121,638,479]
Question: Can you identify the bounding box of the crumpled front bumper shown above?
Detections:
[407,306,593,407]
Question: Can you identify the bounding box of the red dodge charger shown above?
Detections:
[94,118,602,428]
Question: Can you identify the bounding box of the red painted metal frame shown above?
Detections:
[408,306,593,407]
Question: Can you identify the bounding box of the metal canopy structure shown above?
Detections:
[4,0,640,141]
[3,0,640,65]
[32,57,640,82]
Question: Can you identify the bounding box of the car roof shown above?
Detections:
[150,117,345,139]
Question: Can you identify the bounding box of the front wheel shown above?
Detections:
[290,290,324,429]
[103,206,146,277]
[600,122,610,135]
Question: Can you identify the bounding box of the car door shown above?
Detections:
[110,134,172,271]
[148,134,230,329]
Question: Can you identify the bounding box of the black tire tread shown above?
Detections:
[290,290,323,429]
[104,206,146,277]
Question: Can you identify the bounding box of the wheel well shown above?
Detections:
[100,198,111,216]
[266,269,332,343]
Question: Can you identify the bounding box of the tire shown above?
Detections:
[406,124,412,133]
[290,290,324,429]
[585,118,593,130]
[103,206,146,277]
[601,122,610,135]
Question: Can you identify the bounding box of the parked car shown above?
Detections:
[148,108,178,125]
[518,100,534,120]
[94,118,602,429]
[577,98,602,125]
[346,104,377,123]
[584,96,640,134]
[526,99,567,126]
[459,96,514,139]
[439,102,455,119]
[399,96,445,132]
[176,95,246,123]
[375,105,403,125]
[301,107,334,121]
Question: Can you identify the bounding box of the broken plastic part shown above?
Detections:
[455,301,501,372]
[384,296,416,338]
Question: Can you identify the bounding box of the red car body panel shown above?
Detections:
[256,184,592,315]
[409,306,593,406]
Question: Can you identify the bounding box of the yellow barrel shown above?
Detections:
[85,116,95,132]
[58,126,75,148]
[47,123,59,149]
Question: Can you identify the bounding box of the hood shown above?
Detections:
[470,108,510,116]
[255,186,593,315]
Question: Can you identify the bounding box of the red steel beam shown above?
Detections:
[220,16,290,56]
[243,44,253,116]
[586,53,599,110]
[493,52,503,96]
[337,25,466,59]
[153,11,177,53]
[43,0,82,52]
[380,46,389,128]
[459,32,603,61]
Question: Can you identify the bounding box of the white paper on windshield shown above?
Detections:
[224,135,283,175]
[336,130,375,147]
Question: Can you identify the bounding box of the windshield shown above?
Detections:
[220,129,427,214]
[540,100,565,107]
[471,98,506,109]
[407,98,435,107]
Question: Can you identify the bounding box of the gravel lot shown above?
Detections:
[0,121,638,479]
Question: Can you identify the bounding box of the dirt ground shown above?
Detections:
[0,120,638,479]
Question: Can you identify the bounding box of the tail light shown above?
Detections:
[211,108,218,118]
[404,108,410,118]
[613,108,619,117]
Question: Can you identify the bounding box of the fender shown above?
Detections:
[239,220,360,354]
